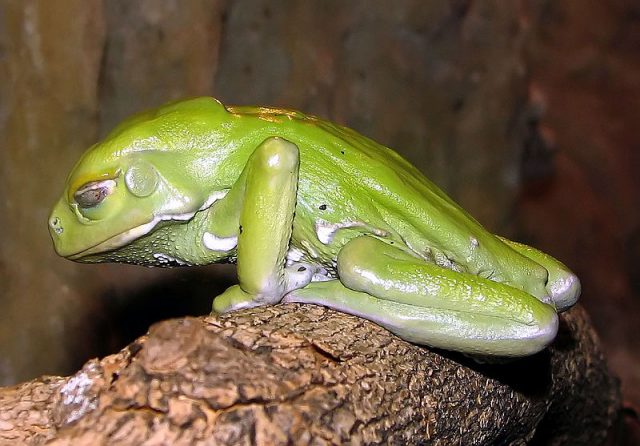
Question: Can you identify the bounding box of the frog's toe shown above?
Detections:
[548,271,581,312]
[211,285,265,314]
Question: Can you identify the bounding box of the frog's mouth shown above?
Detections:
[67,217,165,260]
[68,189,229,260]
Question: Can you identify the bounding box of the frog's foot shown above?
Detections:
[287,236,559,357]
[212,261,327,314]
[499,237,581,311]
[212,284,282,313]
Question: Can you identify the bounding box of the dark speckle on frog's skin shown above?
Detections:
[319,204,327,210]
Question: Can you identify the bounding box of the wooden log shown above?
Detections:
[0,304,619,445]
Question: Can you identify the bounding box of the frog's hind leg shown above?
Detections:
[285,236,558,357]
[498,237,581,312]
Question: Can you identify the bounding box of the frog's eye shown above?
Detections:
[73,179,116,208]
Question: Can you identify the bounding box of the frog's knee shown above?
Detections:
[548,270,581,312]
[336,237,380,288]
[337,236,381,277]
[337,236,371,262]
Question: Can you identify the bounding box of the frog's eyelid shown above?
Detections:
[75,179,116,195]
[74,179,116,207]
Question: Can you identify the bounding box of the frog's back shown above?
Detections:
[228,105,431,192]
[225,105,489,267]
[227,104,451,206]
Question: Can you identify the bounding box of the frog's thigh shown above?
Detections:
[293,236,558,357]
[212,137,299,314]
[498,237,580,311]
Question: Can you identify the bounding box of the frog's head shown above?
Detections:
[48,97,230,263]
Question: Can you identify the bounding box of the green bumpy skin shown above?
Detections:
[49,97,581,357]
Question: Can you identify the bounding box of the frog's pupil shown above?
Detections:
[77,189,104,207]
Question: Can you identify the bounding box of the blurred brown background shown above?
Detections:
[1,0,638,416]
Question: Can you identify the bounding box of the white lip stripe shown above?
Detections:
[203,232,238,251]
[69,189,230,259]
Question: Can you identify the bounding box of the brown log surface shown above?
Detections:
[0,304,619,445]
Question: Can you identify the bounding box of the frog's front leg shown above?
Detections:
[209,137,302,313]
[285,236,559,357]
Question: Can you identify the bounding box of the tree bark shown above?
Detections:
[0,304,619,445]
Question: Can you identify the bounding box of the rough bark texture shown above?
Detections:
[0,304,619,446]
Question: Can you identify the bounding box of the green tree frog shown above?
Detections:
[49,97,580,357]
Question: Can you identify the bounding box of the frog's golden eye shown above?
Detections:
[73,179,116,208]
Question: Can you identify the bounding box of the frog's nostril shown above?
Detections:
[49,216,64,235]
